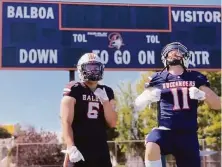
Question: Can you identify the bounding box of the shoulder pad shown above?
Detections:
[63,81,81,96]
[66,81,80,88]
[147,72,160,81]
[187,70,208,81]
[145,73,156,88]
[98,84,114,92]
[187,70,201,76]
[187,69,192,73]
[155,71,162,75]
[98,84,110,90]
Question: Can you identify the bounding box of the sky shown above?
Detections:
[0,0,220,133]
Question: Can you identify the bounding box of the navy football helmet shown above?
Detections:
[161,42,190,68]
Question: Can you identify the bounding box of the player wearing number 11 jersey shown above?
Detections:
[134,42,221,167]
[60,53,117,167]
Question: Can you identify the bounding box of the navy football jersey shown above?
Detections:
[63,81,114,146]
[147,70,210,131]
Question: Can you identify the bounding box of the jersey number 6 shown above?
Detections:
[87,102,100,119]
[171,87,189,110]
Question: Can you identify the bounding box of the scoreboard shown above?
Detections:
[0,1,221,70]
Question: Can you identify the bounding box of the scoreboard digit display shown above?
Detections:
[0,1,221,70]
[61,4,170,31]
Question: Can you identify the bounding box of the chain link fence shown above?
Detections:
[0,139,221,167]
[107,140,221,167]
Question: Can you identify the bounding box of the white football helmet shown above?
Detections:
[77,53,104,81]
[161,42,191,68]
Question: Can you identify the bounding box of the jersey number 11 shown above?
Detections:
[171,87,189,110]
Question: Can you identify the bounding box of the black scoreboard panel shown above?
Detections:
[61,4,170,30]
[1,2,221,70]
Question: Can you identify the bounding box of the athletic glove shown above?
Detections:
[134,87,161,111]
[189,87,206,101]
[61,146,85,163]
[94,88,109,103]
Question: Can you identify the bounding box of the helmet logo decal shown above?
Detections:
[88,53,96,61]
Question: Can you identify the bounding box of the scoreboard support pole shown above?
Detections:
[69,70,75,81]
[161,155,166,167]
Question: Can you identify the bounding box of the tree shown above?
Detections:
[197,72,221,150]
[116,71,157,141]
[115,72,158,165]
[0,127,12,138]
[9,125,64,167]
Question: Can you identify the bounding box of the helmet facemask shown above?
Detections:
[166,49,185,66]
[79,61,104,81]
[161,42,190,69]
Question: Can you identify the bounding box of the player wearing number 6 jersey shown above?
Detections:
[60,53,117,167]
[134,42,221,167]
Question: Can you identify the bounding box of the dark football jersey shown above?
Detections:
[63,81,114,148]
[146,70,210,131]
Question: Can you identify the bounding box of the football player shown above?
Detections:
[134,42,221,167]
[60,53,117,167]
